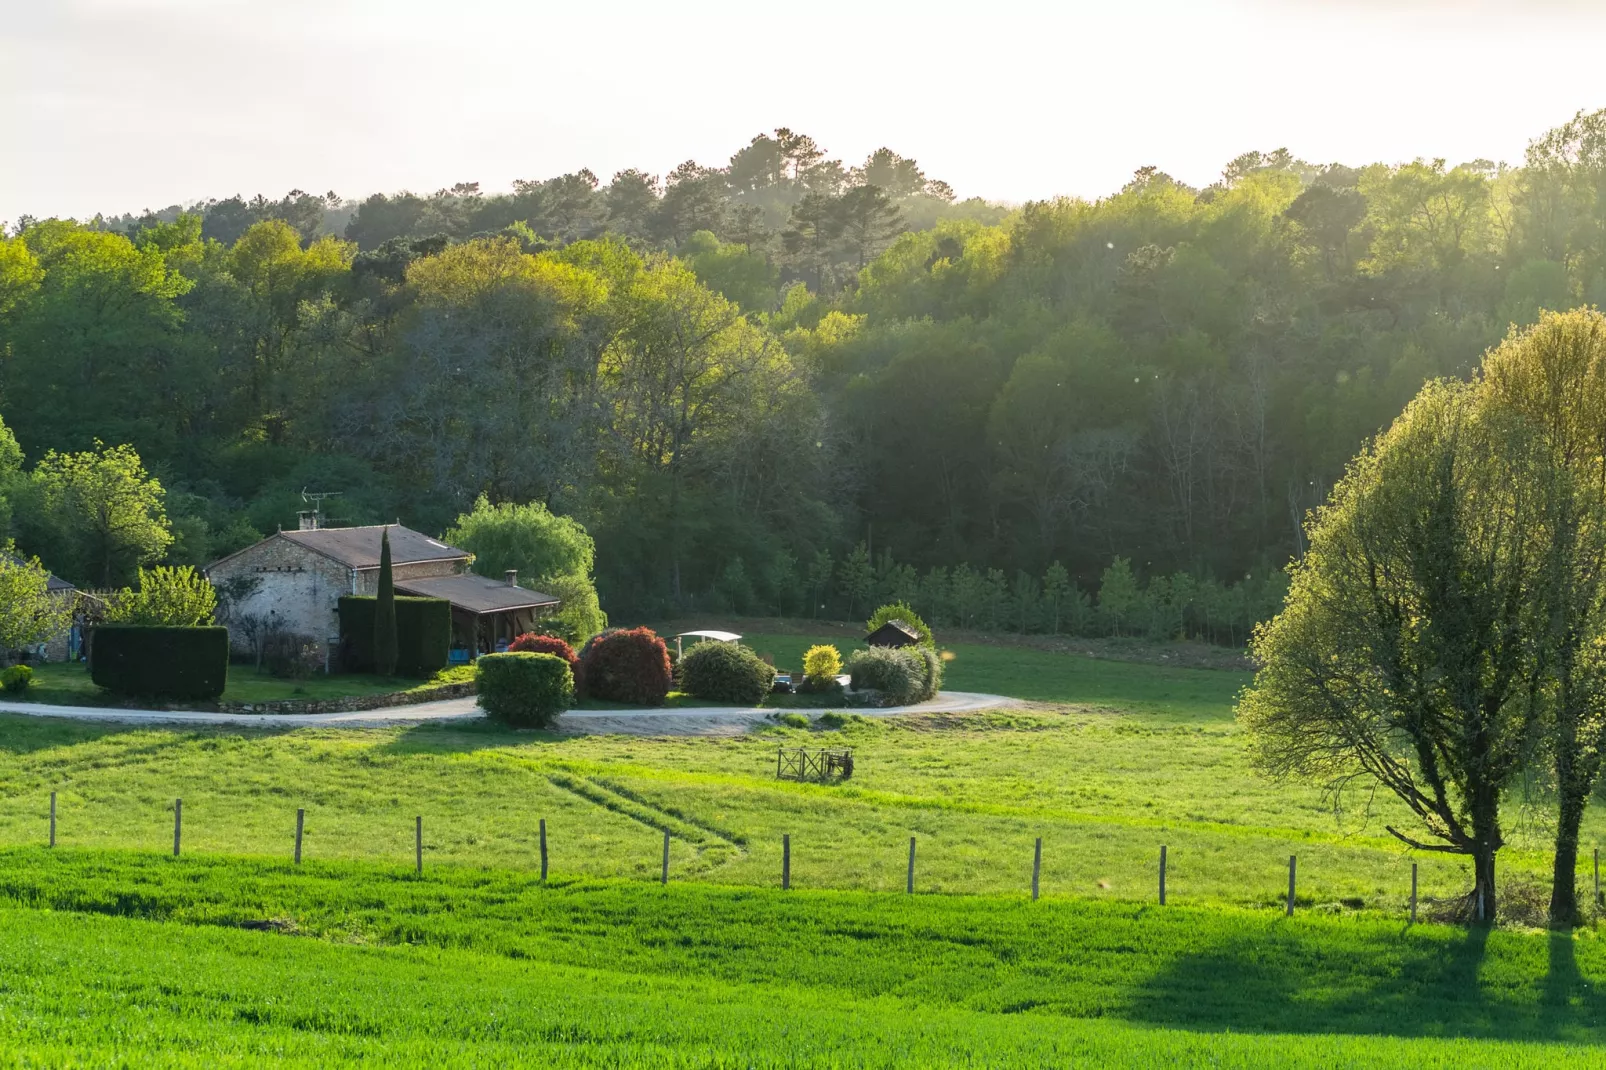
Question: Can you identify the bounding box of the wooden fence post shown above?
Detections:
[661,828,671,885]
[782,834,791,890]
[1032,837,1042,901]
[776,747,782,779]
[539,818,548,882]
[906,837,916,894]
[1286,854,1296,917]
[172,798,182,857]
[48,792,56,848]
[294,808,304,864]
[1595,848,1601,909]
[1410,862,1418,924]
[415,816,422,876]
[1159,845,1167,906]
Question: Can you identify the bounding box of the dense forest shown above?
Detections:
[4,114,1606,639]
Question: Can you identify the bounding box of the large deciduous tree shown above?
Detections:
[1480,310,1606,928]
[4,221,192,456]
[0,414,22,543]
[443,496,607,642]
[26,441,172,588]
[1239,380,1560,924]
[357,235,610,512]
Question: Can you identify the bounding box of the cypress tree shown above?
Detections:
[374,527,398,676]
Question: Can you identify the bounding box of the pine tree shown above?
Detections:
[374,527,398,676]
[806,549,834,618]
[837,542,874,618]
[1043,562,1071,635]
[1097,557,1141,637]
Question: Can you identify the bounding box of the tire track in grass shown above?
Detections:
[545,771,745,875]
[588,775,749,848]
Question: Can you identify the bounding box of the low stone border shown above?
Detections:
[210,681,477,715]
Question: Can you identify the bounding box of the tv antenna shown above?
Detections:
[298,489,341,531]
[302,488,341,509]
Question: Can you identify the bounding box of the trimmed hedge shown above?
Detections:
[477,651,573,727]
[678,641,775,704]
[1,665,32,693]
[508,633,582,693]
[338,596,451,677]
[90,626,229,700]
[845,645,942,705]
[580,627,672,706]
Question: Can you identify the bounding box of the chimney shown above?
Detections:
[298,510,320,531]
[504,569,518,587]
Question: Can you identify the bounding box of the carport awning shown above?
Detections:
[394,574,559,615]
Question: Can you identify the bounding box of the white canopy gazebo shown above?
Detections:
[672,630,742,659]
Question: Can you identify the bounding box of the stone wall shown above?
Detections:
[209,537,471,655]
[208,536,353,653]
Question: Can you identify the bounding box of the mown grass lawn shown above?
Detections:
[739,629,1247,714]
[12,661,473,707]
[0,850,1602,1067]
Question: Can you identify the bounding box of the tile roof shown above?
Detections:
[866,620,921,646]
[278,525,469,570]
[5,554,76,592]
[394,574,560,615]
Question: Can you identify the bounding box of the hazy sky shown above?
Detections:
[6,0,1606,223]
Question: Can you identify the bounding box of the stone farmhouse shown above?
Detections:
[204,521,559,661]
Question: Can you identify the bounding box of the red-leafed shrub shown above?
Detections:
[509,633,583,693]
[579,627,672,706]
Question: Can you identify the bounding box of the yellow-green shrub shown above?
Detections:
[803,644,842,681]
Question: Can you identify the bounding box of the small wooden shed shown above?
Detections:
[865,620,921,648]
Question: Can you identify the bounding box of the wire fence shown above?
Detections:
[25,790,1606,925]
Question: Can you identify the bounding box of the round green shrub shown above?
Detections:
[1,665,33,694]
[911,645,943,701]
[678,641,776,704]
[580,627,672,706]
[865,602,934,648]
[844,646,942,705]
[476,651,573,727]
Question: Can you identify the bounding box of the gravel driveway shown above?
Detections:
[0,691,1014,735]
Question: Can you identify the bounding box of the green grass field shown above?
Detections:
[2,629,1604,1063]
[0,850,1602,1067]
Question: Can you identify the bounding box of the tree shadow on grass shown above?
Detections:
[1542,928,1606,1033]
[1126,920,1606,1043]
[0,711,310,764]
[378,717,562,756]
[0,712,213,757]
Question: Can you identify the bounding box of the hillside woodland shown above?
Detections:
[7,116,1606,638]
